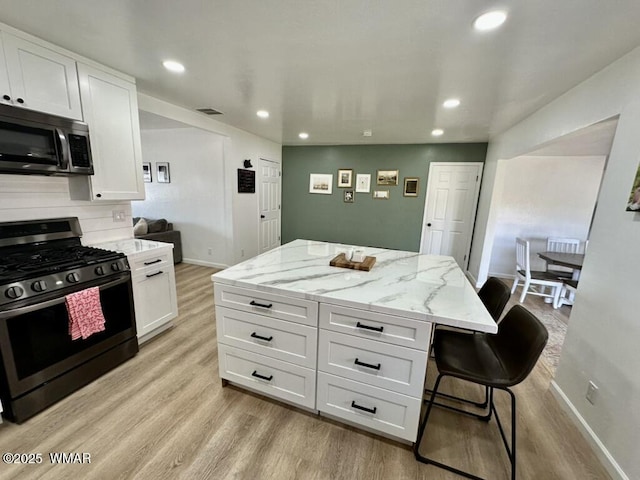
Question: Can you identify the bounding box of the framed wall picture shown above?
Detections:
[157,162,170,183]
[403,177,419,197]
[373,189,390,199]
[142,162,152,183]
[309,173,333,194]
[377,169,399,185]
[344,190,354,203]
[338,169,353,187]
[355,174,371,193]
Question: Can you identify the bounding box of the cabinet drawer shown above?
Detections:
[131,251,172,274]
[214,284,318,327]
[216,306,317,368]
[218,344,316,409]
[319,304,431,350]
[317,372,420,442]
[318,330,427,397]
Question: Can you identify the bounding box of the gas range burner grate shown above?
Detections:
[0,245,123,284]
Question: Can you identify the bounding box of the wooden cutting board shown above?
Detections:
[329,253,376,271]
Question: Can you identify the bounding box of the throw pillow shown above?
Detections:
[133,217,148,236]
[147,218,168,233]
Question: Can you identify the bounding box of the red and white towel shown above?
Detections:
[66,287,106,340]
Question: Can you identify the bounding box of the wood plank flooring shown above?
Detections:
[0,264,610,479]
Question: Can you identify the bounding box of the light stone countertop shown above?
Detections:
[212,239,496,333]
[93,238,173,256]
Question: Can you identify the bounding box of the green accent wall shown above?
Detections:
[282,143,488,251]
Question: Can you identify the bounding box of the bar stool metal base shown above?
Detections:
[414,373,517,480]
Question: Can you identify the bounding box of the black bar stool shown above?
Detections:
[427,276,512,409]
[415,304,548,480]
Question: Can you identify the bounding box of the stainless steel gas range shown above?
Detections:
[0,217,138,423]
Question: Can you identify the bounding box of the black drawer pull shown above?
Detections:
[251,332,274,342]
[354,358,381,370]
[146,271,163,278]
[144,258,162,265]
[351,401,377,414]
[356,321,384,332]
[251,370,273,381]
[250,300,273,309]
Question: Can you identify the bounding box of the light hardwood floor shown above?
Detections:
[0,264,609,479]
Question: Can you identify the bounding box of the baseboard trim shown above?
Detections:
[182,258,229,269]
[551,381,628,480]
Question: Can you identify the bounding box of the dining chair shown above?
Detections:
[512,238,564,307]
[555,279,578,309]
[414,305,548,480]
[546,237,581,278]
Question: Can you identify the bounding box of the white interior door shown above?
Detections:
[259,158,281,253]
[419,162,483,269]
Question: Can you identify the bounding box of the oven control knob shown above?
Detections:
[31,280,47,292]
[111,262,122,272]
[66,272,80,283]
[95,266,105,276]
[5,285,24,299]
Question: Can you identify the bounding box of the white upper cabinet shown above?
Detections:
[70,63,144,201]
[0,32,82,120]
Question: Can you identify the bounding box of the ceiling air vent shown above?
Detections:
[196,108,223,115]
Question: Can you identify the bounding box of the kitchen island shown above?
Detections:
[212,239,495,442]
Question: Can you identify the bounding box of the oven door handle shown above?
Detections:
[0,275,130,320]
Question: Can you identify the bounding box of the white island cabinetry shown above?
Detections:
[212,239,497,443]
[214,284,318,409]
[96,239,177,344]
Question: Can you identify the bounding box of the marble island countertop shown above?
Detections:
[212,239,496,333]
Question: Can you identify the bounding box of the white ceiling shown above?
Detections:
[1,1,639,146]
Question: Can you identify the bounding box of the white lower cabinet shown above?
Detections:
[218,344,316,409]
[213,283,431,442]
[214,284,319,409]
[95,239,178,344]
[317,303,431,442]
[317,372,421,441]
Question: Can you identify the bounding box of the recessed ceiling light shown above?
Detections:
[257,110,269,118]
[443,99,460,109]
[431,129,444,137]
[162,60,185,73]
[299,132,309,139]
[473,10,507,31]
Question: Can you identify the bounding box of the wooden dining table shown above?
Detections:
[538,251,585,280]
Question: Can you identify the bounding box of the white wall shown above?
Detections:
[470,46,640,479]
[136,94,282,267]
[133,128,227,267]
[488,155,605,276]
[0,174,133,244]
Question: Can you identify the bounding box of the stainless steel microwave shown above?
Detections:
[0,104,93,176]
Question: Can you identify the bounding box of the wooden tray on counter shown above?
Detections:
[329,253,376,271]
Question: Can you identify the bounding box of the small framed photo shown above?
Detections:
[338,169,353,188]
[376,170,399,185]
[142,162,152,183]
[157,162,170,183]
[309,173,333,194]
[344,190,354,203]
[373,190,389,199]
[355,174,371,193]
[403,177,419,197]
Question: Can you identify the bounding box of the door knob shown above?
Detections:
[427,223,432,227]
[260,215,265,218]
